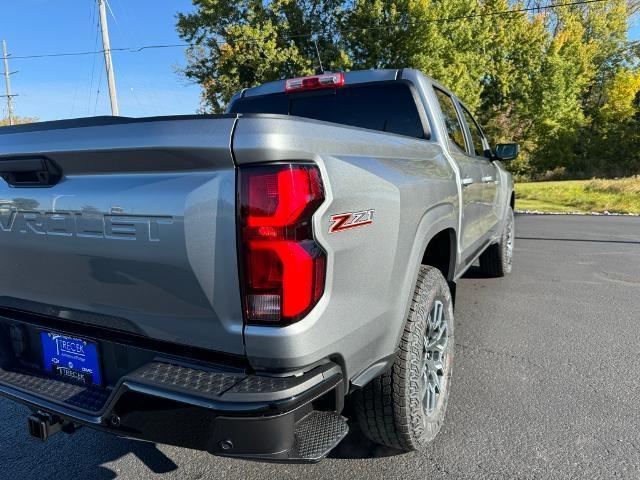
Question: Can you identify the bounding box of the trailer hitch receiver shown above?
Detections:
[27,412,79,441]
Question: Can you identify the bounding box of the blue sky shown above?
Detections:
[0,1,638,122]
[0,0,199,121]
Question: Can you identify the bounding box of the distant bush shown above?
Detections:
[0,116,38,127]
[586,177,640,195]
[539,167,569,182]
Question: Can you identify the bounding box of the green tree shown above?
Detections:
[177,0,640,178]
[529,9,597,175]
[588,68,640,176]
[478,1,548,177]
[177,0,349,112]
[342,0,491,110]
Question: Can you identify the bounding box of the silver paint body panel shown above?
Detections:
[0,70,513,383]
[0,117,245,353]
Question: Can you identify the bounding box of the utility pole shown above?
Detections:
[2,40,16,125]
[98,0,119,116]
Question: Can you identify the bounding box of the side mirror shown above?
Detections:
[494,143,520,161]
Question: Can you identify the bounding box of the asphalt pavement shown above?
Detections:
[1,214,639,479]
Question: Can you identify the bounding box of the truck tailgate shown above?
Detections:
[0,116,244,354]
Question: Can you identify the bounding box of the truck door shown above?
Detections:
[459,105,500,233]
[433,88,486,255]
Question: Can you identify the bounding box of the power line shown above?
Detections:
[87,7,101,115]
[106,0,164,115]
[0,0,616,62]
[70,1,95,117]
[71,0,98,117]
[104,0,119,28]
[1,43,192,61]
[293,0,614,39]
[94,62,104,115]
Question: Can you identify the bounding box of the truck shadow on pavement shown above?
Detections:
[0,400,179,480]
[2,410,399,480]
[17,423,399,479]
[328,422,404,460]
[460,265,484,279]
[94,440,179,479]
[0,400,179,479]
[20,435,178,480]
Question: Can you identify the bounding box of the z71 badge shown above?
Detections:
[329,209,375,234]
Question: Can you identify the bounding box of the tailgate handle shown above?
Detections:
[0,157,62,187]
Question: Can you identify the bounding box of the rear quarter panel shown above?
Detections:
[233,115,459,380]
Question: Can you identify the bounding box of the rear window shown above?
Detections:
[229,82,426,139]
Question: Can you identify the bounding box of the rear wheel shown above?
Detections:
[479,207,514,277]
[354,265,454,451]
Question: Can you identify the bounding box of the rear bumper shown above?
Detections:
[0,312,348,463]
[0,360,347,462]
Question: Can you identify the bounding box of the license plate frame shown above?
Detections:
[40,332,103,387]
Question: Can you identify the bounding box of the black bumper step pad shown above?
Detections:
[290,411,349,462]
[129,361,244,398]
[0,367,110,413]
[128,361,339,402]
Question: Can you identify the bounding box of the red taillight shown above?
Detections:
[284,73,345,93]
[239,164,326,325]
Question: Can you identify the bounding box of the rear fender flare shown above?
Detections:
[352,202,457,387]
[397,203,457,344]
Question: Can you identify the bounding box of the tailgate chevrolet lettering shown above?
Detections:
[0,210,173,241]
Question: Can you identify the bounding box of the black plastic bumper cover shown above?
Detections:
[0,360,348,462]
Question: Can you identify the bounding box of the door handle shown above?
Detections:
[461,177,474,187]
[481,176,493,183]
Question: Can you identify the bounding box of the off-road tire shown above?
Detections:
[354,265,454,451]
[479,207,515,277]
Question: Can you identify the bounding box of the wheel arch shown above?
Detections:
[397,204,458,351]
[421,227,457,282]
[350,204,458,389]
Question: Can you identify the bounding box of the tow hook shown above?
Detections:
[27,411,80,441]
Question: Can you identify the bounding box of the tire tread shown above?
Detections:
[479,207,514,277]
[354,266,452,451]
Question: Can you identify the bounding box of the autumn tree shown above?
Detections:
[177,0,640,177]
[342,0,491,110]
[176,0,349,112]
[0,116,38,127]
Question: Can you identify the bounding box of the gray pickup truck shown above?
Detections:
[0,69,516,462]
